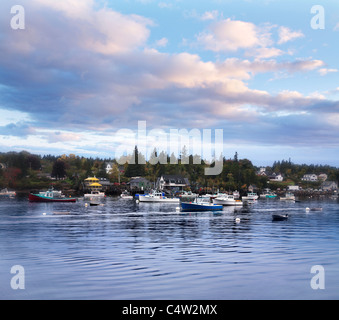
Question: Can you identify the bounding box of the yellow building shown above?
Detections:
[84,177,103,191]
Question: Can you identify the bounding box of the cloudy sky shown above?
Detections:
[1,0,339,166]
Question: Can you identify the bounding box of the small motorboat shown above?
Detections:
[280,193,296,201]
[84,190,105,200]
[120,191,133,199]
[0,188,16,197]
[138,191,179,203]
[181,197,223,212]
[213,194,243,206]
[272,214,288,221]
[242,192,259,201]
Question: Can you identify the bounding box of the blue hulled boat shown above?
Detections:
[181,197,223,212]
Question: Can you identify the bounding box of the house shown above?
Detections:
[105,162,114,174]
[129,177,152,190]
[318,174,328,182]
[321,181,338,191]
[98,178,112,191]
[156,175,190,192]
[257,167,267,176]
[302,174,318,181]
[269,173,283,182]
[288,185,300,191]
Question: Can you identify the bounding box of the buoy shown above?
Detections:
[136,199,139,204]
[306,207,310,212]
[235,217,241,223]
[85,203,88,207]
[42,212,47,216]
[176,207,180,212]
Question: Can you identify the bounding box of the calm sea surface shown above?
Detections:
[0,195,339,300]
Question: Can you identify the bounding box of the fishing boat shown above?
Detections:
[212,194,243,206]
[84,190,105,200]
[260,189,277,199]
[242,192,259,201]
[181,197,223,212]
[29,188,76,203]
[120,190,133,199]
[138,191,179,203]
[0,188,16,197]
[279,192,295,201]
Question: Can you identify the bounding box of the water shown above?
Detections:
[0,195,339,300]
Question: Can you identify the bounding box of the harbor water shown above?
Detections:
[0,196,339,300]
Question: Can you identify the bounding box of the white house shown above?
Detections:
[301,174,318,181]
[156,175,190,192]
[105,162,114,174]
[288,185,300,191]
[269,173,283,182]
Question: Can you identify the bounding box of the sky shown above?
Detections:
[0,0,339,166]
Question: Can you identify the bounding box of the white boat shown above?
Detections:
[213,194,243,206]
[242,192,259,201]
[280,192,295,201]
[120,190,133,199]
[138,192,180,203]
[233,190,240,199]
[84,190,105,200]
[0,188,16,197]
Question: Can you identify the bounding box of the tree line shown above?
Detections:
[1,150,339,191]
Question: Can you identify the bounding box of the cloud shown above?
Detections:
[155,37,168,47]
[278,26,304,44]
[201,10,220,21]
[45,131,82,143]
[0,0,338,156]
[0,122,36,137]
[318,68,338,76]
[197,19,271,52]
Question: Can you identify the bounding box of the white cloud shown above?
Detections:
[155,37,168,47]
[197,19,269,52]
[278,26,304,44]
[318,68,338,76]
[201,10,219,21]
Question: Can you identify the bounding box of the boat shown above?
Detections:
[260,189,277,199]
[233,190,240,199]
[272,214,288,221]
[84,190,105,200]
[178,191,197,201]
[280,192,295,201]
[120,190,133,199]
[138,191,180,203]
[242,192,259,201]
[212,194,243,206]
[181,197,223,212]
[29,188,77,203]
[0,188,16,197]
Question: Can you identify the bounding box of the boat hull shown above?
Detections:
[213,199,243,206]
[138,196,179,203]
[272,214,288,221]
[181,202,223,212]
[29,193,77,203]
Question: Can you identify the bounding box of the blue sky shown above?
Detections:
[0,0,339,166]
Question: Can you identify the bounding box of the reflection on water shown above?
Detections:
[0,196,339,299]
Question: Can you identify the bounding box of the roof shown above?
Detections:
[89,183,102,187]
[85,177,99,181]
